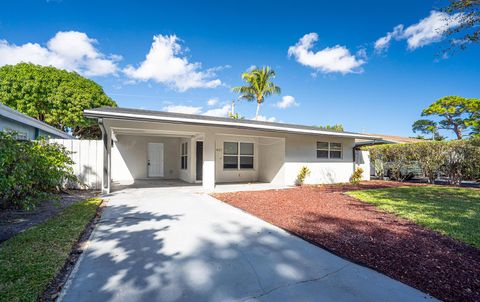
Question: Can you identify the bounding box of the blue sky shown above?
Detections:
[0,0,478,137]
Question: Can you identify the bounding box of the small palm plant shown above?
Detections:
[232,66,281,120]
[350,167,364,185]
[295,166,311,186]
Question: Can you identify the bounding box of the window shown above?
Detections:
[316,142,329,158]
[316,142,342,159]
[223,142,254,169]
[4,128,29,140]
[181,142,188,169]
[330,142,342,159]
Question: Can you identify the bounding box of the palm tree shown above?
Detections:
[232,66,281,120]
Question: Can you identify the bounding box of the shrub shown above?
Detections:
[295,166,311,186]
[442,140,480,185]
[368,147,386,178]
[0,132,76,210]
[411,141,447,184]
[366,144,415,181]
[350,167,364,185]
[363,139,480,186]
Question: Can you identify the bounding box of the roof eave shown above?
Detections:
[1,104,73,139]
[85,109,380,140]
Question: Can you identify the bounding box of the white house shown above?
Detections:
[84,107,377,193]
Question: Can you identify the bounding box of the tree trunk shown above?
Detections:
[453,125,463,140]
[255,102,261,120]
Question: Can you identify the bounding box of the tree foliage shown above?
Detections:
[0,132,76,210]
[412,119,445,140]
[318,124,344,132]
[414,96,480,140]
[232,66,281,120]
[443,0,480,50]
[0,63,117,138]
[364,139,480,185]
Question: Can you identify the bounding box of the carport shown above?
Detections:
[89,110,286,194]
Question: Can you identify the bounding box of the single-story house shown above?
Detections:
[84,107,378,193]
[0,103,72,140]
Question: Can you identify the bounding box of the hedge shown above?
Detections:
[363,138,480,185]
[0,132,76,210]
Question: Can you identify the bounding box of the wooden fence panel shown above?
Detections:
[49,139,103,190]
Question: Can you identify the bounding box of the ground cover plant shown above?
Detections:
[0,198,102,302]
[347,185,480,247]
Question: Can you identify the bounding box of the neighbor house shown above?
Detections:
[355,134,424,147]
[84,107,378,193]
[0,103,72,140]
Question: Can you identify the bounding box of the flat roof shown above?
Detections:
[0,103,73,139]
[85,107,379,139]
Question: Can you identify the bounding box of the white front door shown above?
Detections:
[148,143,164,177]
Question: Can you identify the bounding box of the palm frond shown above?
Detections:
[231,65,281,105]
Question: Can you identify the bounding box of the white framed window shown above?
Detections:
[223,142,254,169]
[181,142,188,170]
[317,142,342,159]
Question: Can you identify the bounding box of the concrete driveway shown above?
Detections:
[60,183,436,302]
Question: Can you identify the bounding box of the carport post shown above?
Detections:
[99,120,111,194]
[202,131,215,191]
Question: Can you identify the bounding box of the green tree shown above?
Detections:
[412,119,444,140]
[0,63,116,138]
[232,66,281,120]
[318,124,344,132]
[416,96,480,140]
[443,0,480,50]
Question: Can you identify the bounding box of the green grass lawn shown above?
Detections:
[347,186,480,248]
[0,198,102,302]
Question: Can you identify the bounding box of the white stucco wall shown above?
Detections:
[258,137,285,184]
[283,134,356,185]
[112,135,181,181]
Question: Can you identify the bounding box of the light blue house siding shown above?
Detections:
[0,103,72,140]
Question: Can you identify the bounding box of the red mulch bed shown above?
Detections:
[213,180,480,302]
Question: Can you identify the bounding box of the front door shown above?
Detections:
[148,143,164,177]
[196,141,203,181]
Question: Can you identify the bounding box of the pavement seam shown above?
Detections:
[238,263,351,302]
[238,248,266,293]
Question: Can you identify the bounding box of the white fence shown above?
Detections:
[49,139,103,190]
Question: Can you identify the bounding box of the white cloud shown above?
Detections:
[162,105,202,114]
[207,98,219,106]
[288,33,365,74]
[123,34,221,92]
[0,31,120,76]
[375,11,462,53]
[203,104,230,117]
[275,95,298,109]
[255,115,277,122]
